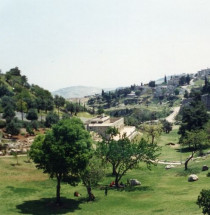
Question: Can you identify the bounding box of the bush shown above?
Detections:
[0,120,6,128]
[5,119,21,135]
[45,111,59,128]
[197,189,210,215]
[26,109,38,121]
[207,172,210,177]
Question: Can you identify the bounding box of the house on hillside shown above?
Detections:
[86,115,138,140]
[167,75,181,86]
[197,68,210,78]
[154,85,175,98]
[127,91,136,98]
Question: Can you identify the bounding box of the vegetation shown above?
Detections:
[197,189,210,215]
[0,67,209,214]
[29,118,92,204]
[181,130,209,170]
[0,155,209,214]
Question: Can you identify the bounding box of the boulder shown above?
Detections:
[202,165,209,171]
[188,174,198,182]
[165,165,175,169]
[130,179,141,186]
[22,148,28,153]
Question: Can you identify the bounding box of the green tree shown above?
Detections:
[202,76,210,94]
[15,90,30,121]
[174,89,179,95]
[54,95,65,116]
[0,85,13,97]
[97,107,105,115]
[179,76,186,86]
[11,151,19,165]
[184,90,189,98]
[143,123,163,144]
[20,75,28,86]
[66,102,75,115]
[186,74,191,85]
[148,81,155,88]
[45,111,59,128]
[161,120,172,133]
[181,130,209,170]
[32,85,53,120]
[197,189,210,215]
[5,118,21,135]
[29,118,92,204]
[178,101,208,137]
[3,104,15,123]
[26,109,38,121]
[164,75,167,83]
[80,156,105,201]
[1,96,16,109]
[97,136,160,187]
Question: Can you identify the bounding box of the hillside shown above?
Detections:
[52,86,115,99]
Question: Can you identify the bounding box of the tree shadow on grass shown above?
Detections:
[176,147,195,153]
[115,186,153,192]
[7,186,37,194]
[16,197,86,215]
[105,173,115,177]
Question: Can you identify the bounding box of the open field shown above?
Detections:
[0,149,209,214]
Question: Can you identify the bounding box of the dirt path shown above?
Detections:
[166,106,180,123]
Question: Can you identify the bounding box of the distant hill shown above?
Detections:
[52,86,115,98]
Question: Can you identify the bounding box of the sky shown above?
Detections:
[1,0,210,92]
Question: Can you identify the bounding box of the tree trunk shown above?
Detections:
[115,175,119,188]
[185,151,195,170]
[112,164,117,176]
[151,135,154,144]
[21,112,23,121]
[86,186,93,201]
[56,175,61,204]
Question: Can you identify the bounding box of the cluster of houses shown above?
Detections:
[84,68,210,140]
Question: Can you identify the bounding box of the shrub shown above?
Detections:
[0,120,6,128]
[197,189,210,215]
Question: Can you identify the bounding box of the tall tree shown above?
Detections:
[54,95,65,116]
[186,74,191,85]
[80,156,105,201]
[143,123,163,144]
[178,100,208,137]
[3,104,15,123]
[181,130,209,170]
[45,111,59,128]
[164,75,167,83]
[97,135,160,187]
[29,118,92,204]
[26,109,38,121]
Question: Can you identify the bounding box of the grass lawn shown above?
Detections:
[77,112,94,118]
[157,126,193,162]
[0,152,209,214]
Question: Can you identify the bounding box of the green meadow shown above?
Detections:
[0,127,209,215]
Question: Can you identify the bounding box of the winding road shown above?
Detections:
[166,106,180,123]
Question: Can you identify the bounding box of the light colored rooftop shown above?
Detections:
[113,126,136,140]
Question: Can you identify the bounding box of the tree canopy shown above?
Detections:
[29,118,92,204]
[97,129,160,187]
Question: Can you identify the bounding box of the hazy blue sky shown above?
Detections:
[1,0,210,91]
